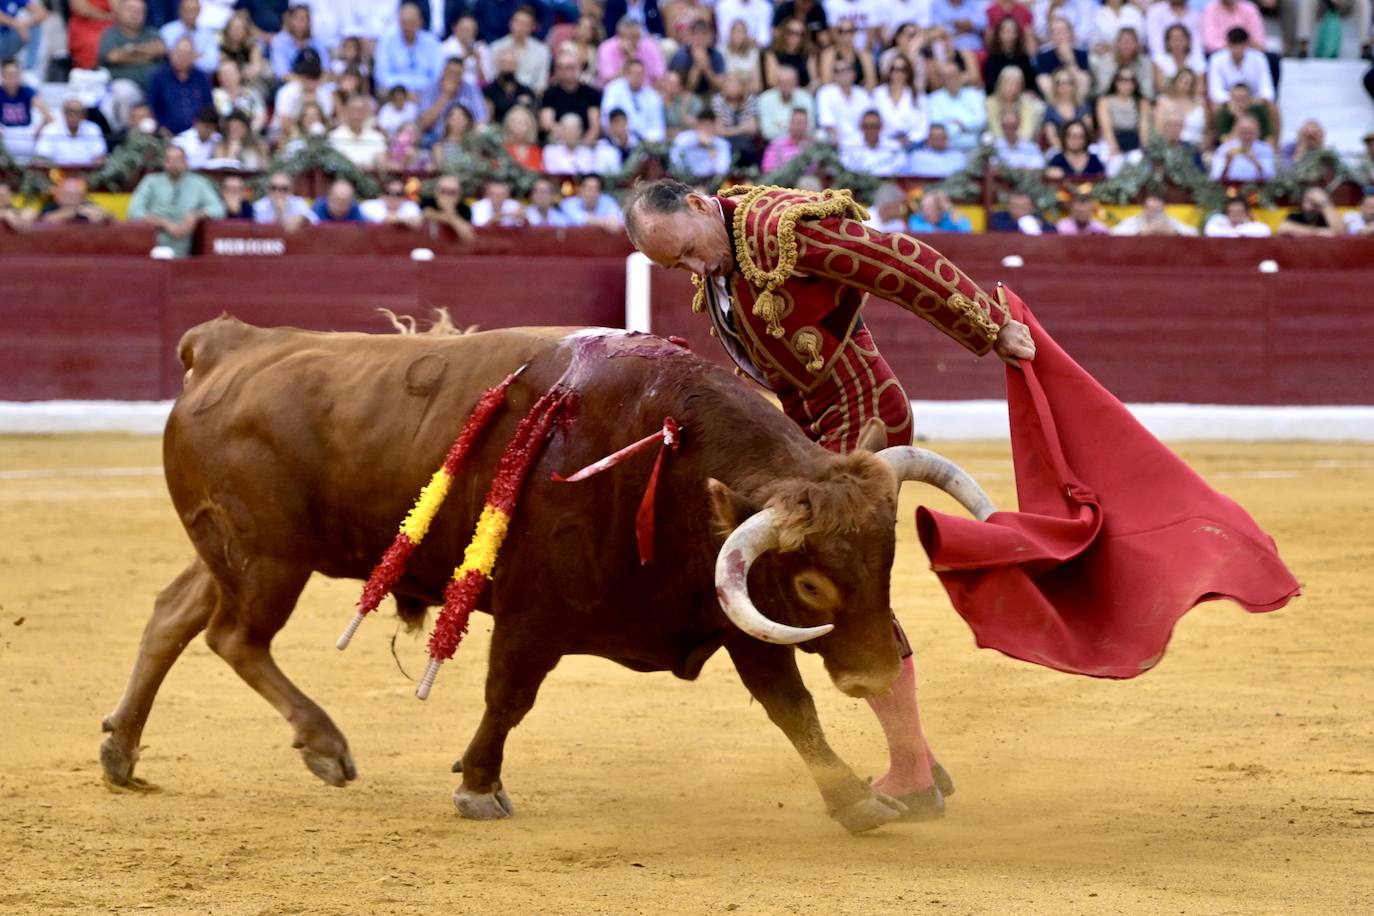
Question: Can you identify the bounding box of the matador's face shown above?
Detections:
[631,193,736,280]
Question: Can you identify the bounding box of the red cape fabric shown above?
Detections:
[916,287,1300,678]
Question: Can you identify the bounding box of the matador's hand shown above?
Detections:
[994,319,1036,367]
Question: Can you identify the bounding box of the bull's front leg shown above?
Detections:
[725,639,906,833]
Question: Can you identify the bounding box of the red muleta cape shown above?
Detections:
[916,287,1300,678]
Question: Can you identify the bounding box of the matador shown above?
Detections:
[624,180,1037,822]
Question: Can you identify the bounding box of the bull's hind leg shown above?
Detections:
[726,638,907,834]
[203,558,357,786]
[452,619,561,820]
[101,558,219,786]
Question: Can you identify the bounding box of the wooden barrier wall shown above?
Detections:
[2,225,1371,404]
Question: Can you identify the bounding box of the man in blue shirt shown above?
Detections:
[269,3,329,82]
[931,0,987,53]
[905,124,969,177]
[147,37,214,135]
[559,173,622,228]
[313,179,366,223]
[375,2,443,98]
[158,0,218,73]
[0,0,46,64]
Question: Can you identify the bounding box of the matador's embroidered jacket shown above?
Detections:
[694,185,1008,453]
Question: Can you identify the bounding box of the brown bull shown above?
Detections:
[100,318,991,833]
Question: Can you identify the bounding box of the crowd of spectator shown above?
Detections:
[1,0,1372,250]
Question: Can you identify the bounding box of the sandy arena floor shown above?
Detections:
[1,434,1372,915]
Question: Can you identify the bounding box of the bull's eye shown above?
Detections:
[792,570,840,611]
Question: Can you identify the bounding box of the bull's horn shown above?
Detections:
[876,447,996,521]
[714,509,834,645]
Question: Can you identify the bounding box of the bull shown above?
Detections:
[100,317,992,833]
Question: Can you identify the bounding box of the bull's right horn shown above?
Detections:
[714,509,835,645]
[876,447,996,521]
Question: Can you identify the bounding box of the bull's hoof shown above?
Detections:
[454,786,514,820]
[932,762,955,797]
[99,738,137,787]
[300,747,357,787]
[832,793,907,834]
[891,785,946,822]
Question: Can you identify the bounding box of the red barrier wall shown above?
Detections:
[2,228,1371,404]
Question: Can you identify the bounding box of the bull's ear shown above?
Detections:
[707,478,760,533]
[855,417,888,453]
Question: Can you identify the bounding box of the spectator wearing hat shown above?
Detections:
[1055,192,1109,235]
[253,171,318,230]
[271,47,334,137]
[33,98,107,168]
[36,177,113,225]
[270,3,329,82]
[376,2,444,98]
[313,178,365,223]
[97,0,167,130]
[1203,196,1271,236]
[128,144,225,256]
[159,0,219,73]
[148,37,215,135]
[172,105,221,168]
[361,176,424,227]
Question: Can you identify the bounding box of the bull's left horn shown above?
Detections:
[714,509,834,645]
[876,447,996,521]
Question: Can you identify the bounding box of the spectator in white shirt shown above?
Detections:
[329,95,387,170]
[925,60,986,150]
[826,0,882,50]
[159,0,219,73]
[252,172,319,230]
[1111,192,1199,235]
[377,85,419,137]
[1344,193,1374,236]
[1203,197,1271,237]
[544,113,596,173]
[32,98,108,167]
[1091,0,1144,52]
[361,176,424,227]
[490,5,551,94]
[816,56,874,145]
[756,65,813,140]
[471,178,526,227]
[593,109,635,171]
[524,177,571,227]
[905,122,968,175]
[992,109,1046,169]
[1210,114,1275,181]
[600,58,666,142]
[840,109,903,175]
[671,111,734,180]
[871,51,926,145]
[716,0,776,49]
[172,107,223,169]
[1206,26,1273,105]
[865,181,910,232]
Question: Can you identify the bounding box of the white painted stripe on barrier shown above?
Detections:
[2,399,1373,441]
[624,252,654,333]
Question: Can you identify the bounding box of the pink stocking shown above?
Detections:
[864,655,935,797]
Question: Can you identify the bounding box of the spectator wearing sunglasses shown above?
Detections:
[252,173,317,230]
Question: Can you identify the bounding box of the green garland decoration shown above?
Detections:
[1253,147,1366,208]
[251,135,380,198]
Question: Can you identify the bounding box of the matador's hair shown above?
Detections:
[621,178,697,244]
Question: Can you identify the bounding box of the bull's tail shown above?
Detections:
[394,595,430,633]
